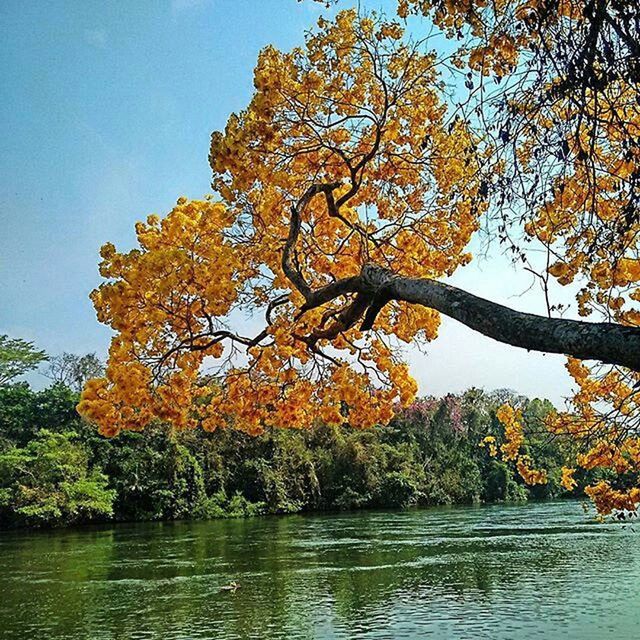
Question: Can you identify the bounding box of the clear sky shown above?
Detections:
[0,0,575,404]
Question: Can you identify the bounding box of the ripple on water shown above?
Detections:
[1,500,639,640]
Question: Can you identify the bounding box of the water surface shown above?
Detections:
[1,501,638,639]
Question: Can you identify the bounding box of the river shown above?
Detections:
[1,500,638,639]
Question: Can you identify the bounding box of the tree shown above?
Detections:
[0,335,47,386]
[397,0,640,515]
[46,352,104,393]
[0,382,84,448]
[0,430,115,527]
[79,5,640,516]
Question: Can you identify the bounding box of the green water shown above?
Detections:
[0,501,638,639]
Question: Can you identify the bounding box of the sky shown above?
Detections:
[0,0,576,405]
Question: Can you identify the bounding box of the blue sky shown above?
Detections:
[0,0,574,403]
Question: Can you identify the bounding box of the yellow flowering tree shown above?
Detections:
[80,5,640,516]
[399,0,640,515]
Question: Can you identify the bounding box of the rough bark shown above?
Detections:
[383,275,640,371]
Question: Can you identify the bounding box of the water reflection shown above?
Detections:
[0,501,638,639]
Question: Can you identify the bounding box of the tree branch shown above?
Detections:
[386,275,640,371]
[290,262,640,371]
[279,178,640,373]
[282,181,342,300]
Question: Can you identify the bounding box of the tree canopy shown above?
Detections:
[79,1,640,516]
[0,334,47,386]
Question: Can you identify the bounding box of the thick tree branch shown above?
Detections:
[280,183,640,373]
[386,275,640,372]
[282,182,342,300]
[290,263,640,372]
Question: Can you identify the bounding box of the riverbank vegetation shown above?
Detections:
[0,368,599,529]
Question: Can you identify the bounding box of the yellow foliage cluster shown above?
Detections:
[488,404,547,485]
[516,457,548,486]
[584,482,640,517]
[560,467,577,491]
[543,358,640,514]
[479,435,497,457]
[495,404,524,461]
[399,0,583,73]
[79,11,483,438]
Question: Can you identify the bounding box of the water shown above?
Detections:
[0,501,638,639]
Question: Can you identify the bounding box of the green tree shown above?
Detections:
[0,383,84,448]
[0,430,115,527]
[0,335,47,386]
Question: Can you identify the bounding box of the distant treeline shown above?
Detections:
[0,382,598,529]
